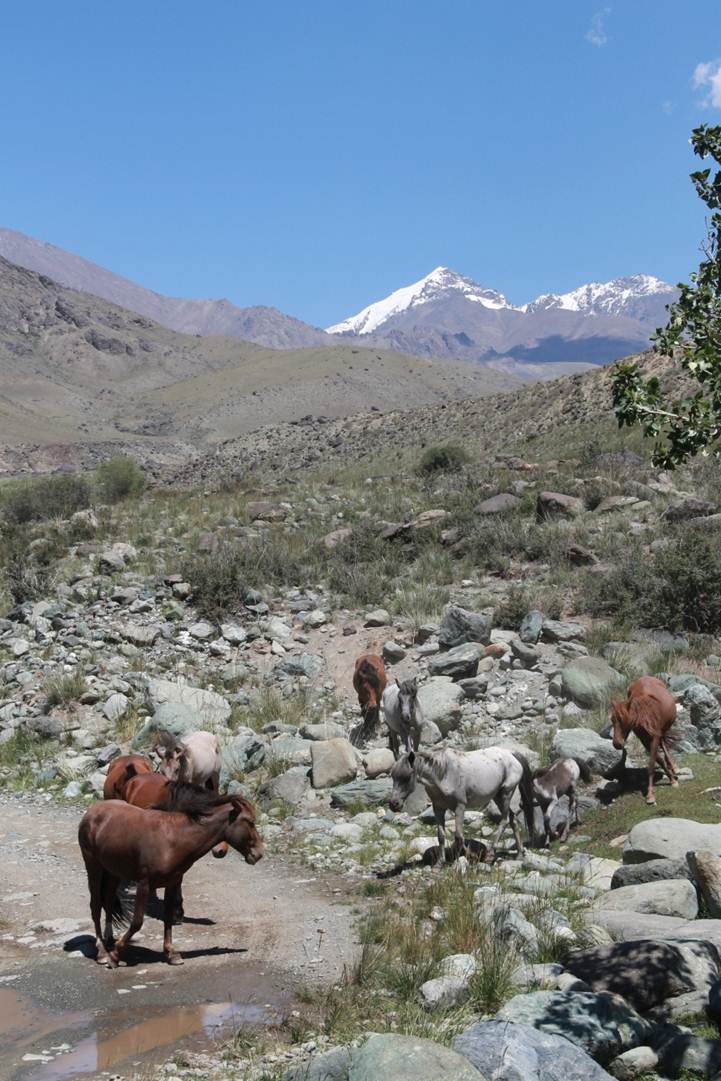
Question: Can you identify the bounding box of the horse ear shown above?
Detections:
[124,763,138,780]
[408,750,416,766]
[228,806,240,823]
[396,678,401,688]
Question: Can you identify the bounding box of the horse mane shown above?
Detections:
[155,729,182,753]
[155,781,218,818]
[628,695,665,737]
[417,749,449,783]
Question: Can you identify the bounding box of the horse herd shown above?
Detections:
[76,656,680,970]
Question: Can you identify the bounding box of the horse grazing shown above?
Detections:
[78,791,263,968]
[611,675,679,805]
[156,730,221,791]
[533,758,592,847]
[103,754,153,801]
[389,746,535,862]
[351,654,387,745]
[382,677,422,757]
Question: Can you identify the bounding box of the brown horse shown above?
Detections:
[78,791,263,967]
[533,757,592,846]
[611,676,679,805]
[351,654,387,745]
[103,754,153,801]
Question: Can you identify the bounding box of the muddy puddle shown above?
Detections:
[2,988,277,1081]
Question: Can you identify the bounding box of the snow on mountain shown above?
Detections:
[326,266,518,335]
[524,274,676,316]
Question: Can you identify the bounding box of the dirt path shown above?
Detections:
[0,793,359,1081]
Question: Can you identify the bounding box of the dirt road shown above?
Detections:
[0,793,359,1081]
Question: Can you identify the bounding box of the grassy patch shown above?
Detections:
[43,670,87,708]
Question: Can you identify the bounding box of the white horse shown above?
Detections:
[381,678,423,757]
[156,730,221,792]
[389,746,535,862]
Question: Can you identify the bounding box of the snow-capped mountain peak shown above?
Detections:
[326,266,517,335]
[524,274,676,316]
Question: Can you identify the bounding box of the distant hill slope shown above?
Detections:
[0,255,520,474]
[327,266,678,366]
[0,227,330,348]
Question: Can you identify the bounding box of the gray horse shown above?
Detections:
[532,757,592,846]
[381,678,422,757]
[389,746,535,862]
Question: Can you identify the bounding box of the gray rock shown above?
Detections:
[564,938,720,1012]
[561,657,625,708]
[144,678,230,726]
[102,693,128,723]
[611,858,693,890]
[476,493,522,515]
[428,643,483,680]
[662,496,717,521]
[454,1020,615,1081]
[458,675,489,699]
[418,975,470,1009]
[687,849,721,917]
[330,778,392,809]
[496,990,650,1064]
[439,953,478,979]
[282,1047,352,1081]
[311,738,358,789]
[364,609,390,627]
[364,748,395,778]
[382,640,406,663]
[542,619,587,643]
[220,623,247,645]
[607,1046,658,1080]
[510,639,538,668]
[624,818,721,864]
[258,765,310,809]
[550,728,622,777]
[300,722,348,741]
[276,652,324,680]
[682,683,721,747]
[416,677,464,735]
[121,622,162,647]
[595,879,698,920]
[537,491,585,519]
[348,1034,486,1081]
[438,605,492,649]
[655,1031,721,1078]
[189,621,215,640]
[520,610,544,644]
[219,728,266,785]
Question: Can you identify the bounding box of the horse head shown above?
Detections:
[225,798,265,864]
[389,750,417,811]
[396,677,418,727]
[610,700,631,749]
[155,734,188,781]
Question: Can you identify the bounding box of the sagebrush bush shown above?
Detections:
[417,444,469,475]
[0,525,57,605]
[96,456,145,503]
[494,583,562,629]
[1,474,91,524]
[181,542,248,620]
[44,670,87,707]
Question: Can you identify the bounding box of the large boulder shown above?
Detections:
[453,1020,615,1081]
[258,765,310,810]
[476,493,522,515]
[542,619,586,643]
[611,858,693,890]
[438,605,492,649]
[687,849,721,917]
[330,778,392,809]
[564,939,720,1013]
[428,643,483,680]
[537,491,584,519]
[681,683,721,747]
[624,818,721,864]
[275,652,324,680]
[496,990,650,1064]
[594,879,698,920]
[561,657,625,708]
[416,677,464,736]
[550,728,622,777]
[219,728,266,786]
[143,678,230,727]
[348,1034,486,1081]
[131,701,197,748]
[520,610,544,644]
[283,1048,351,1081]
[311,738,358,789]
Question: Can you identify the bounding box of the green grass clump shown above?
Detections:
[43,670,87,707]
[417,444,469,475]
[0,474,91,525]
[96,455,145,502]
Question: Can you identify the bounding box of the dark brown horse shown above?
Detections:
[611,676,679,805]
[78,791,263,967]
[351,654,387,745]
[103,754,153,801]
[533,757,592,846]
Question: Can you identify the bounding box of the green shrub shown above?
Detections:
[1,474,91,524]
[44,670,87,707]
[0,525,56,605]
[417,444,469,475]
[181,542,248,620]
[494,583,562,629]
[96,456,145,502]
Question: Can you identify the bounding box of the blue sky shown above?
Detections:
[1,1,720,326]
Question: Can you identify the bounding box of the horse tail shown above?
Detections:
[350,705,380,747]
[357,658,384,700]
[574,757,593,783]
[513,752,536,843]
[101,869,130,929]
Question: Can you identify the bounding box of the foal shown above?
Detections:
[382,678,422,757]
[611,675,679,805]
[351,654,387,745]
[533,757,592,846]
[155,730,221,792]
[78,792,263,967]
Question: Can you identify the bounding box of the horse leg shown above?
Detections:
[491,790,512,850]
[433,804,447,866]
[109,880,149,968]
[538,796,553,848]
[168,880,184,925]
[388,728,400,759]
[83,856,111,966]
[101,873,121,946]
[453,803,466,859]
[661,739,679,786]
[412,726,421,753]
[508,806,525,857]
[560,790,572,842]
[646,737,660,804]
[163,883,184,965]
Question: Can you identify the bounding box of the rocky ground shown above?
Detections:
[3,426,721,1079]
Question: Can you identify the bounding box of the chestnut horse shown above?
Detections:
[611,676,679,805]
[103,754,153,801]
[351,654,387,745]
[78,791,264,967]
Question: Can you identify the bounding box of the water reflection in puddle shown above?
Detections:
[26,1001,267,1080]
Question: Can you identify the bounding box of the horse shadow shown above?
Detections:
[145,893,216,926]
[596,764,674,806]
[63,935,247,966]
[377,838,498,878]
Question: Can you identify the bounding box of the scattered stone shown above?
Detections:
[476,493,522,515]
[364,748,395,778]
[258,766,310,810]
[419,975,470,1009]
[416,677,464,735]
[611,858,693,890]
[382,640,406,663]
[519,610,544,644]
[537,491,584,519]
[364,609,390,627]
[542,619,586,643]
[438,605,492,649]
[595,879,697,920]
[102,693,129,723]
[687,849,721,917]
[428,643,483,680]
[330,778,392,809]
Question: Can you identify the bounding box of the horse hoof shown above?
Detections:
[671,779,680,787]
[166,952,184,965]
[645,796,657,806]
